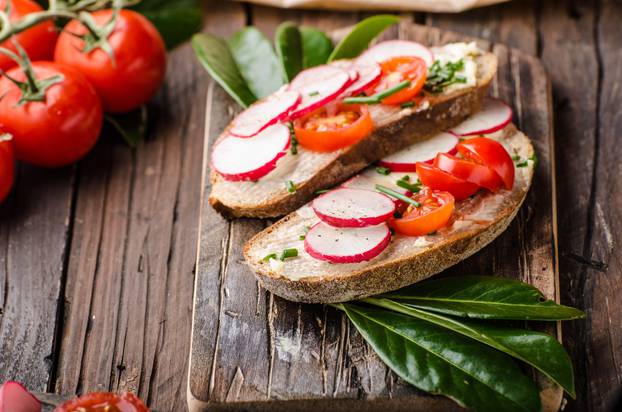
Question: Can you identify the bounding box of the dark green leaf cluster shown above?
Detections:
[424,59,467,94]
[334,276,584,412]
[131,0,203,49]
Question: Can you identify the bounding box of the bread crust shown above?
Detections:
[209,53,498,219]
[244,125,534,303]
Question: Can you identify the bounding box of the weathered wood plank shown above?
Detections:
[579,0,622,410]
[189,20,558,411]
[537,1,600,410]
[0,164,75,392]
[53,12,210,412]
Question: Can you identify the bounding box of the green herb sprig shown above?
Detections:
[424,59,467,94]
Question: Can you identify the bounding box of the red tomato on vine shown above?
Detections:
[0,0,58,71]
[0,62,103,167]
[54,9,167,113]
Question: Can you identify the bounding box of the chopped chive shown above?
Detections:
[376,184,421,208]
[396,179,422,193]
[287,122,298,155]
[344,80,411,105]
[299,235,306,240]
[376,167,391,175]
[315,189,330,195]
[512,155,521,161]
[343,95,380,104]
[374,80,411,100]
[400,101,415,109]
[529,153,539,168]
[280,248,298,260]
[401,175,410,181]
[308,91,320,96]
[286,180,297,192]
[263,253,277,262]
[516,161,528,168]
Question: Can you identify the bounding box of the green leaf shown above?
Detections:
[192,33,257,108]
[365,298,576,398]
[229,27,284,98]
[340,303,541,412]
[131,0,203,49]
[105,106,149,148]
[275,22,303,82]
[328,15,400,62]
[300,27,333,68]
[383,276,585,321]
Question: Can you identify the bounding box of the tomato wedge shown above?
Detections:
[294,103,374,152]
[390,188,454,237]
[433,153,502,192]
[415,162,480,201]
[372,56,427,105]
[457,137,515,190]
[53,392,149,412]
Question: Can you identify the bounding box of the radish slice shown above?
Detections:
[229,90,301,138]
[378,132,459,172]
[312,188,395,228]
[450,98,513,136]
[287,65,352,119]
[0,381,41,412]
[343,63,382,97]
[304,222,391,263]
[212,124,290,181]
[357,40,434,67]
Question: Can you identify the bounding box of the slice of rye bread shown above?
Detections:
[209,51,498,219]
[244,124,534,303]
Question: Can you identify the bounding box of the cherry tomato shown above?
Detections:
[0,134,15,202]
[0,0,58,71]
[416,161,480,201]
[54,9,166,113]
[53,392,149,412]
[372,56,427,105]
[0,62,103,167]
[390,188,454,237]
[433,153,502,192]
[457,137,515,190]
[294,103,374,152]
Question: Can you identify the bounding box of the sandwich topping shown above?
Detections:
[255,99,528,277]
[211,41,483,185]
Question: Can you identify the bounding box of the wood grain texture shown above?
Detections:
[0,164,75,392]
[188,21,558,412]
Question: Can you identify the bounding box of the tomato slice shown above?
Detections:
[53,392,149,412]
[372,56,427,105]
[390,188,455,237]
[415,162,480,201]
[433,153,502,192]
[456,137,515,190]
[294,103,374,152]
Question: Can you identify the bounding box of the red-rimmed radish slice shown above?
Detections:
[378,132,459,172]
[304,222,391,263]
[357,40,434,67]
[343,63,382,97]
[450,99,513,136]
[287,65,352,119]
[312,188,395,228]
[229,90,301,138]
[0,381,41,412]
[211,124,290,181]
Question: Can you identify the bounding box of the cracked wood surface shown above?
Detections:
[0,1,620,411]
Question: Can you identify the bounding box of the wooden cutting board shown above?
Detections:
[188,22,560,412]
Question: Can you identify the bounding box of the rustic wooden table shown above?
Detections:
[0,1,619,411]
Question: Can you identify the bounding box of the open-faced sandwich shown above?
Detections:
[244,100,536,302]
[209,40,497,218]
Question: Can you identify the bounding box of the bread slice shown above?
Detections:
[209,48,498,219]
[244,124,535,303]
